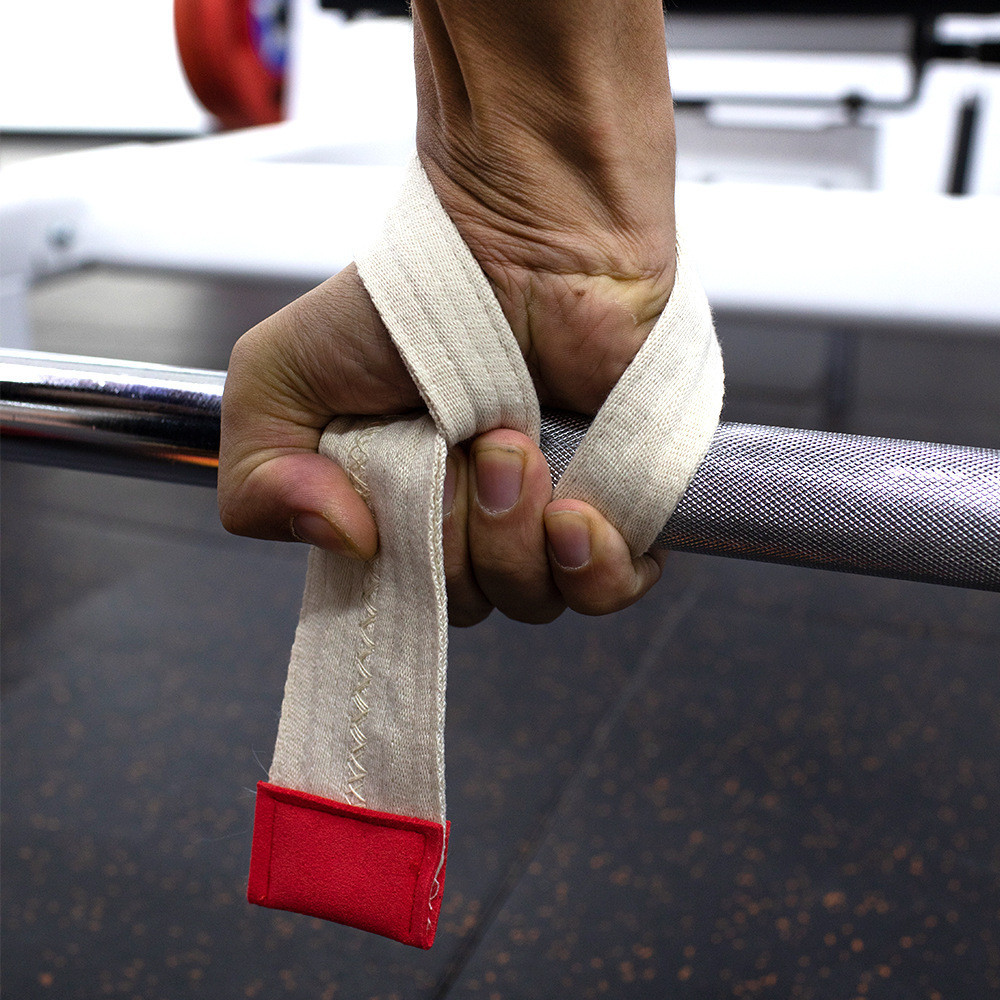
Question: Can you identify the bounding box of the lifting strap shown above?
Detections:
[248,155,724,947]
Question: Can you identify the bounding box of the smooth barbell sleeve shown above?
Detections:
[3,348,998,592]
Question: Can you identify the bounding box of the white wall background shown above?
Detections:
[0,0,211,133]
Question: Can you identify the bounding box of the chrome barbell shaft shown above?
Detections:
[3,348,998,591]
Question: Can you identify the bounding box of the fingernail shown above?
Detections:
[545,510,592,569]
[291,512,363,559]
[443,454,457,517]
[475,446,524,514]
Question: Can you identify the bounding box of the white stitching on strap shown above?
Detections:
[343,421,379,804]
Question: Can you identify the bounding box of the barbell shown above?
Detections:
[2,347,997,591]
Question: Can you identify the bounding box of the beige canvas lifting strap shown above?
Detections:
[252,155,723,947]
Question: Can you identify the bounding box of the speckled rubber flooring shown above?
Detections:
[3,195,1000,998]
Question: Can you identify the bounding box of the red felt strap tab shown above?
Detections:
[248,782,448,949]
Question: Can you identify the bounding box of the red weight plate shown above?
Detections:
[175,0,284,129]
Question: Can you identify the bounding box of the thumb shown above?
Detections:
[219,449,378,560]
[216,265,419,559]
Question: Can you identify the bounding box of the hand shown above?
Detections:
[218,0,678,625]
[218,254,668,626]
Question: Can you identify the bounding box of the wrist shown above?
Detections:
[412,1,677,251]
[408,1,679,413]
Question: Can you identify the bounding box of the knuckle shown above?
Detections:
[561,574,637,617]
[217,476,272,541]
[567,593,622,617]
[487,572,564,620]
[473,547,538,579]
[449,603,493,628]
[227,325,264,377]
[496,598,564,625]
[520,603,565,625]
[217,495,251,539]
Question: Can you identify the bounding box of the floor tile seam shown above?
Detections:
[430,579,707,999]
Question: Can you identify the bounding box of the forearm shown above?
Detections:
[411,0,676,266]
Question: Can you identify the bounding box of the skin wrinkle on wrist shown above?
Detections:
[411,1,672,120]
[409,0,679,415]
[411,0,676,235]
